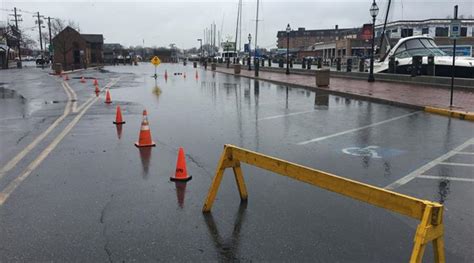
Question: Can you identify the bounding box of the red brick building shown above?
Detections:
[52,26,104,70]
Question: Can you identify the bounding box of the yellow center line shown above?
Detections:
[0,77,121,206]
[0,82,72,181]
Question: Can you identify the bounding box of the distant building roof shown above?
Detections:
[104,43,123,50]
[81,34,104,44]
[277,27,360,38]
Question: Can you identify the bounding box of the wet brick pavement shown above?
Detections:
[216,66,474,112]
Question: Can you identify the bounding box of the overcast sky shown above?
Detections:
[2,0,473,49]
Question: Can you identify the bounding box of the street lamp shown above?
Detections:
[197,38,203,63]
[286,24,291,74]
[248,33,252,71]
[368,0,379,82]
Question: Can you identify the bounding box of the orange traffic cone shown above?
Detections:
[170,147,192,181]
[195,70,199,79]
[93,78,98,86]
[113,105,126,124]
[64,74,69,81]
[134,110,156,147]
[104,89,112,104]
[80,76,86,83]
[95,85,100,94]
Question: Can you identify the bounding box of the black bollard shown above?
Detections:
[317,58,322,69]
[307,60,312,70]
[427,56,435,76]
[255,58,259,77]
[261,59,264,67]
[248,57,251,71]
[359,59,365,72]
[279,59,284,68]
[268,59,272,67]
[336,58,341,71]
[302,59,306,69]
[290,59,293,68]
[226,58,230,68]
[346,58,352,72]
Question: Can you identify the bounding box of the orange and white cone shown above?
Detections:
[93,78,98,86]
[104,88,112,104]
[113,105,126,124]
[95,85,100,94]
[134,110,156,147]
[80,76,86,83]
[170,147,192,182]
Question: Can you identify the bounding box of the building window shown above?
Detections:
[422,28,429,35]
[435,27,449,37]
[401,28,413,37]
[460,27,467,37]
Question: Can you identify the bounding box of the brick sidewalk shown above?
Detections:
[215,67,474,112]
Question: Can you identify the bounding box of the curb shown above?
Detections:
[214,69,424,111]
[424,106,474,121]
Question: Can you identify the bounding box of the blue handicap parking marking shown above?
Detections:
[342,145,405,159]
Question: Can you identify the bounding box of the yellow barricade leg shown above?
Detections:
[232,161,248,201]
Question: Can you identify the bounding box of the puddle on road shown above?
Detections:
[0,87,28,120]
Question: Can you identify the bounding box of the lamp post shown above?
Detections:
[248,33,252,71]
[368,0,379,82]
[197,38,203,63]
[286,24,291,74]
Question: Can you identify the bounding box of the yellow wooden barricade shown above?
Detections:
[202,144,445,263]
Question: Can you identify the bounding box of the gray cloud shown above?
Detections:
[3,0,473,49]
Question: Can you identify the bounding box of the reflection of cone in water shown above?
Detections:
[95,85,100,93]
[93,78,98,86]
[183,72,186,78]
[195,70,199,79]
[134,110,156,147]
[174,181,187,208]
[113,105,126,124]
[105,89,112,104]
[115,124,123,139]
[64,74,69,81]
[138,147,152,176]
[164,70,168,79]
[80,76,86,83]
[170,147,192,181]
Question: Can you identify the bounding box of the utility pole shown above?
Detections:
[10,7,23,68]
[48,16,53,63]
[254,0,260,76]
[36,12,44,69]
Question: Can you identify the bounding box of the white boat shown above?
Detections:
[374,36,474,78]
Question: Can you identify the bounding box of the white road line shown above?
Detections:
[454,151,474,155]
[0,83,72,181]
[297,111,420,145]
[385,137,474,190]
[418,175,474,182]
[258,110,316,121]
[0,77,121,206]
[439,162,474,167]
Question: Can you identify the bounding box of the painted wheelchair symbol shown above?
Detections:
[342,145,382,159]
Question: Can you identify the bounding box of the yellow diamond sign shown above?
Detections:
[151,56,161,66]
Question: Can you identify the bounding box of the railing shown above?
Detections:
[202,144,445,263]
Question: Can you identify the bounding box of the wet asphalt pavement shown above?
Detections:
[0,63,473,262]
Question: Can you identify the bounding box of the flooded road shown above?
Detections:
[0,63,473,262]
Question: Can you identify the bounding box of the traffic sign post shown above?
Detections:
[151,56,161,79]
[449,6,459,107]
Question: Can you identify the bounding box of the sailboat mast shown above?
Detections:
[379,0,392,54]
[239,0,242,52]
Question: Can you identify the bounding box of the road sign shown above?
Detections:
[151,56,161,66]
[450,20,461,39]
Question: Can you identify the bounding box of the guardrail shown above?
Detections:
[202,144,445,263]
